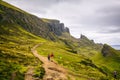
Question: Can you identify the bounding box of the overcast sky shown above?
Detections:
[3,0,120,45]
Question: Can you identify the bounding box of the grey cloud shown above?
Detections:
[99,29,120,34]
[72,4,120,35]
[96,5,120,26]
[78,11,120,27]
[105,29,120,33]
[4,0,60,7]
[98,6,120,15]
[3,0,62,14]
[100,14,120,26]
[83,14,120,27]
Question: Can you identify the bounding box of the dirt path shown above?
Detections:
[25,67,34,80]
[31,43,68,80]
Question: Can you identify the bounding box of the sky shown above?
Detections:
[3,0,120,45]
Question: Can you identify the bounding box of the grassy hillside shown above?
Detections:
[91,44,120,79]
[36,37,120,79]
[36,42,109,80]
[0,0,59,41]
[1,22,118,80]
[0,0,69,41]
[0,22,46,80]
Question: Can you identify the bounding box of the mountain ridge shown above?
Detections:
[0,1,70,40]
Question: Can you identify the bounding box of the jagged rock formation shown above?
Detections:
[101,44,117,57]
[78,34,103,50]
[46,19,69,36]
[0,2,69,40]
[79,34,95,44]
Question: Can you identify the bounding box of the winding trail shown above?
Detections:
[25,43,93,80]
[31,43,69,80]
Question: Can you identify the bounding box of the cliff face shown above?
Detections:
[45,19,69,36]
[0,2,70,40]
[101,44,118,57]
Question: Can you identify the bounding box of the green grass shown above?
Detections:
[0,22,118,80]
[91,51,120,79]
[33,66,45,79]
[0,22,46,80]
[36,41,108,80]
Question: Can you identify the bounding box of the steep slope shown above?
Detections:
[0,1,75,80]
[36,41,109,80]
[0,2,47,79]
[0,22,46,80]
[0,1,70,40]
[91,44,120,79]
[42,18,69,36]
[101,44,118,57]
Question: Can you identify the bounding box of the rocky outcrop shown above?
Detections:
[101,44,117,57]
[79,34,96,47]
[43,19,69,36]
[78,34,103,50]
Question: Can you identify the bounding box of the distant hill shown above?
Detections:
[78,34,103,50]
